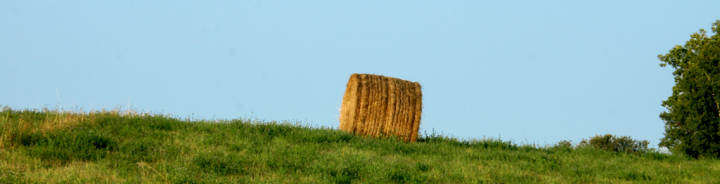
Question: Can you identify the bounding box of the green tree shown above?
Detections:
[658,20,720,158]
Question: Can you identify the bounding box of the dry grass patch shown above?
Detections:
[0,106,154,149]
[23,161,124,183]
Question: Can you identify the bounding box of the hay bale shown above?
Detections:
[339,73,422,142]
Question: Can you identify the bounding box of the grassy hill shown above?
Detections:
[1,107,718,183]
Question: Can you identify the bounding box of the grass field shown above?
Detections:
[1,106,719,183]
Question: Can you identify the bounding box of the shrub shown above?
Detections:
[550,140,574,152]
[578,134,650,155]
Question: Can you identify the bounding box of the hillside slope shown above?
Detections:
[1,107,718,183]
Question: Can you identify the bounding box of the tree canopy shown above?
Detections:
[658,20,720,158]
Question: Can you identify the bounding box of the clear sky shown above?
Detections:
[2,1,719,147]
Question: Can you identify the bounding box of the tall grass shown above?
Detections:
[1,106,719,183]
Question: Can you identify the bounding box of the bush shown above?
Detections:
[550,140,574,152]
[578,134,650,155]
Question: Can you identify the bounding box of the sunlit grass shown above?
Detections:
[1,106,719,183]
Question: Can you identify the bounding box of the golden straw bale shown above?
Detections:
[382,79,398,137]
[356,74,370,135]
[410,82,423,142]
[363,74,377,136]
[339,73,422,142]
[339,74,361,132]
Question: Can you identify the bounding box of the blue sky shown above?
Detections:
[2,1,719,147]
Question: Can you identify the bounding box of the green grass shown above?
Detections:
[1,106,719,183]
